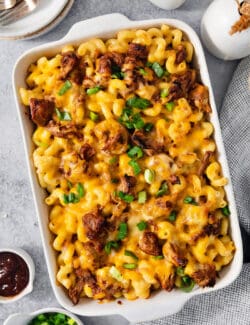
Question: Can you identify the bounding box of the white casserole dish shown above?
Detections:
[12,13,243,323]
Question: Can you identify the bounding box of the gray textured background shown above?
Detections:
[0,0,238,324]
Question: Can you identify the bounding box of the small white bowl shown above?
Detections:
[3,307,84,325]
[0,247,35,303]
[148,0,186,10]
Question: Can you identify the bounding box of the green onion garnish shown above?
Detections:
[109,266,124,282]
[109,157,118,164]
[128,146,144,159]
[58,80,72,96]
[144,123,154,132]
[139,68,147,76]
[126,96,151,109]
[154,255,164,260]
[180,275,195,292]
[151,62,165,78]
[161,88,169,98]
[124,250,138,260]
[156,182,169,197]
[144,169,155,184]
[55,108,72,121]
[29,312,77,325]
[129,159,141,175]
[137,221,147,231]
[86,86,101,95]
[89,111,99,121]
[176,267,185,277]
[76,183,85,198]
[117,222,128,240]
[62,192,79,204]
[105,241,120,254]
[166,101,175,112]
[221,205,230,217]
[168,211,177,222]
[118,191,134,203]
[118,108,145,130]
[138,191,147,204]
[123,263,137,269]
[111,178,119,184]
[183,196,198,205]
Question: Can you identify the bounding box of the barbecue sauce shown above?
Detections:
[0,252,29,297]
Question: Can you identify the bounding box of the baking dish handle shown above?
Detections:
[61,13,131,42]
[120,295,190,323]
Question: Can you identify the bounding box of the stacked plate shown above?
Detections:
[0,0,74,40]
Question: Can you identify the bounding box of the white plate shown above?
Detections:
[0,0,71,40]
[12,14,243,323]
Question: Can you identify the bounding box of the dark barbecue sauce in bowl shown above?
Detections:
[0,252,29,297]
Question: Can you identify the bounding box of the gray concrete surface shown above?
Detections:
[0,0,238,324]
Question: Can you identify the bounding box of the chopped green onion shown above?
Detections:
[137,221,147,231]
[144,122,154,132]
[126,96,151,109]
[139,68,147,76]
[176,267,185,277]
[111,178,119,184]
[183,196,198,205]
[77,183,85,198]
[221,205,230,217]
[29,312,76,325]
[89,111,99,121]
[117,222,128,240]
[105,241,120,254]
[118,191,134,203]
[180,275,195,292]
[124,250,138,260]
[151,62,165,78]
[109,266,124,282]
[129,159,141,175]
[109,157,118,164]
[154,255,164,260]
[62,192,79,204]
[144,169,155,184]
[55,108,72,121]
[111,65,125,80]
[161,88,169,98]
[58,80,72,96]
[111,72,125,79]
[128,146,144,159]
[146,62,153,68]
[168,211,177,222]
[166,101,175,112]
[119,108,145,130]
[132,113,145,129]
[123,263,137,269]
[156,182,169,197]
[68,192,79,203]
[86,86,101,95]
[138,191,147,204]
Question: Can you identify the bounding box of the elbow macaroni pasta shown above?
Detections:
[20,25,235,304]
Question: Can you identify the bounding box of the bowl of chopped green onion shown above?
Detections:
[3,308,84,325]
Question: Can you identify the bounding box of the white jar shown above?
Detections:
[201,0,250,60]
[148,0,186,10]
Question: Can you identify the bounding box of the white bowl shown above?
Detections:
[148,0,186,10]
[12,14,243,323]
[3,307,84,325]
[0,247,35,303]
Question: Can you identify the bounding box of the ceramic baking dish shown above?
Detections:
[12,13,243,323]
